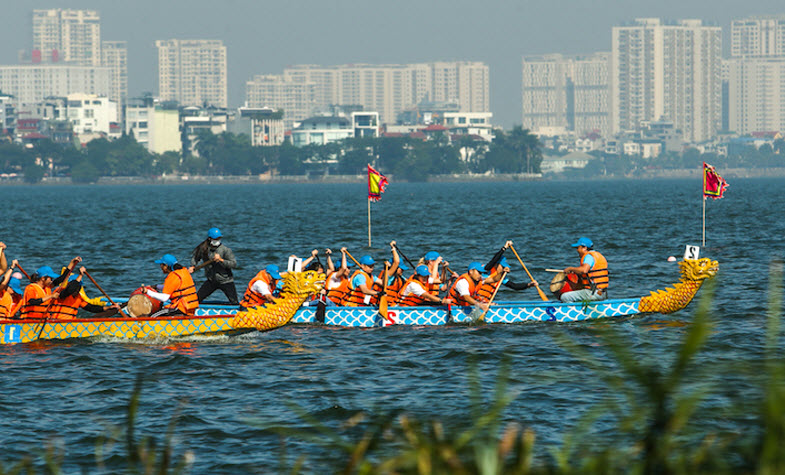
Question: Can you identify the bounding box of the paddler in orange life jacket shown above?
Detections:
[397,265,452,306]
[560,237,609,303]
[343,255,382,306]
[17,257,82,319]
[322,248,352,306]
[240,264,282,308]
[145,253,200,316]
[47,266,120,320]
[0,259,24,319]
[378,241,408,304]
[448,262,505,310]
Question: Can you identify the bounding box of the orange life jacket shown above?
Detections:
[385,273,406,304]
[448,273,482,306]
[0,289,16,318]
[397,277,432,307]
[324,270,350,305]
[474,269,503,303]
[47,292,87,320]
[241,270,276,308]
[343,270,373,306]
[19,283,51,319]
[578,251,609,291]
[163,268,199,315]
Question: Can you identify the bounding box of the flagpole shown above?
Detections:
[368,196,372,247]
[702,196,706,247]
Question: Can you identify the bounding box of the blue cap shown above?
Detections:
[415,265,430,277]
[36,265,59,279]
[398,262,409,271]
[265,264,281,280]
[571,237,594,248]
[208,227,222,239]
[154,254,178,268]
[359,255,375,266]
[499,257,509,268]
[468,262,484,273]
[8,277,23,295]
[424,251,440,261]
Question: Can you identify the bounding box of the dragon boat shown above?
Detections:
[0,258,718,344]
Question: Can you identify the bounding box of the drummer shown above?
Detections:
[560,237,609,302]
[145,254,200,316]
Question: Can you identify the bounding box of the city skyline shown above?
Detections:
[1,0,784,128]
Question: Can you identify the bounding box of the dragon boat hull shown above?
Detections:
[0,298,641,344]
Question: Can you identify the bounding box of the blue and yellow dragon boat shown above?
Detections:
[0,258,717,344]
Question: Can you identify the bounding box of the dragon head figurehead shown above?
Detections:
[231,270,325,331]
[679,258,719,283]
[279,270,326,297]
[639,258,719,314]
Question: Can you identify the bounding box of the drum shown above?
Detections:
[126,286,162,317]
[549,272,580,298]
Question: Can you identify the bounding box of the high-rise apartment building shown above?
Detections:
[31,9,101,66]
[245,62,489,127]
[0,65,111,105]
[522,53,611,137]
[156,39,227,108]
[101,41,128,120]
[612,18,722,143]
[727,16,785,135]
[731,15,785,57]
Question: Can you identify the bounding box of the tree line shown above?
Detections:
[0,126,543,183]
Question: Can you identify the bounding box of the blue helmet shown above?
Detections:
[424,251,440,261]
[154,254,178,268]
[415,265,430,277]
[207,227,222,239]
[36,266,59,279]
[265,264,282,280]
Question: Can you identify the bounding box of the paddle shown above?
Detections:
[15,263,31,281]
[479,271,507,322]
[509,244,548,301]
[545,269,563,273]
[84,270,128,318]
[378,263,393,322]
[392,244,417,270]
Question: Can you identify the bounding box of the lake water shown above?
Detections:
[0,179,781,472]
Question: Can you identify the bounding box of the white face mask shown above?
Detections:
[210,239,221,247]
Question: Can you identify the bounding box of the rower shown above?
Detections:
[47,267,120,320]
[146,254,200,316]
[324,248,352,306]
[397,265,451,306]
[448,262,500,310]
[343,255,381,306]
[473,258,512,303]
[0,259,23,318]
[17,257,81,319]
[240,264,282,308]
[560,237,609,303]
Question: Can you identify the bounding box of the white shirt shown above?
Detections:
[401,280,427,298]
[453,277,472,296]
[250,280,273,297]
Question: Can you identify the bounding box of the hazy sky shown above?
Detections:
[2,0,783,127]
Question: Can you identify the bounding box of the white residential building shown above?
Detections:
[443,112,494,141]
[101,41,128,119]
[31,9,101,66]
[612,18,722,143]
[291,116,353,147]
[731,15,785,58]
[522,53,611,137]
[246,61,489,127]
[0,64,111,105]
[156,39,227,108]
[125,102,182,154]
[235,106,286,146]
[66,93,117,138]
[727,58,785,135]
[351,112,380,138]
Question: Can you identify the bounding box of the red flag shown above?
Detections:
[368,164,388,202]
[703,162,728,200]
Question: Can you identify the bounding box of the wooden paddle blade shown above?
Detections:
[535,284,549,302]
[379,295,392,322]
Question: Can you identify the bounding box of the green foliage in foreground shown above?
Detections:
[1,263,783,473]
